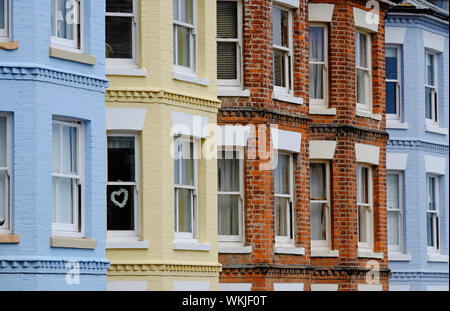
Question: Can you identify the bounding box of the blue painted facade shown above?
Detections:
[386,1,449,291]
[0,0,109,290]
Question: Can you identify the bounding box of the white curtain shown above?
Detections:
[309,27,324,99]
[358,205,368,243]
[387,174,399,245]
[56,177,75,224]
[61,125,77,175]
[275,197,288,236]
[275,154,290,195]
[218,194,239,235]
[310,163,325,200]
[54,0,74,40]
[177,188,192,232]
[310,203,326,240]
[218,151,239,192]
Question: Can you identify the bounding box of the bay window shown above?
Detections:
[355,30,372,110]
[106,0,138,67]
[52,118,83,236]
[309,24,328,106]
[107,134,140,239]
[216,0,241,86]
[425,51,438,124]
[386,46,402,120]
[51,0,82,50]
[0,113,11,234]
[357,165,373,251]
[274,153,294,245]
[173,0,196,72]
[272,6,293,93]
[426,175,440,252]
[217,148,244,243]
[310,161,331,249]
[0,0,9,41]
[387,171,403,252]
[174,136,198,240]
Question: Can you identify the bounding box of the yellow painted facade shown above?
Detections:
[105,0,221,291]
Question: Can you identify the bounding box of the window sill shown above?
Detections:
[309,106,336,115]
[106,67,147,77]
[274,246,305,255]
[356,109,382,121]
[106,240,149,249]
[173,240,211,252]
[357,250,384,259]
[0,41,18,50]
[427,253,449,263]
[311,249,339,257]
[173,71,210,86]
[388,252,411,261]
[217,87,251,97]
[218,243,252,254]
[425,124,448,136]
[0,234,20,244]
[50,236,96,249]
[387,120,409,129]
[272,92,303,105]
[49,46,96,65]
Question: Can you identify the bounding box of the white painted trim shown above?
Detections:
[217,87,250,97]
[388,252,411,261]
[273,0,299,9]
[309,107,336,115]
[385,27,406,44]
[171,111,209,139]
[425,124,449,135]
[173,71,210,86]
[355,109,382,121]
[219,245,252,254]
[272,92,303,105]
[106,68,147,77]
[273,283,304,291]
[174,281,210,291]
[271,128,302,153]
[311,249,339,257]
[427,285,449,291]
[389,285,410,291]
[106,108,147,131]
[357,251,384,259]
[424,155,446,175]
[423,30,445,53]
[427,253,449,262]
[311,284,339,291]
[274,247,305,255]
[353,7,379,33]
[309,140,337,160]
[308,3,334,22]
[105,240,149,249]
[219,283,252,291]
[173,241,211,251]
[386,153,408,171]
[107,281,148,291]
[387,120,409,129]
[217,125,252,147]
[355,143,380,165]
[358,284,383,291]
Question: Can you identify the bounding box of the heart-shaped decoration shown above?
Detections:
[111,188,129,208]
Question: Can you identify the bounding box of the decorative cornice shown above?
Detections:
[0,257,110,275]
[386,15,449,34]
[106,89,221,113]
[108,262,222,276]
[0,64,109,92]
[219,107,311,127]
[390,271,449,281]
[311,123,389,140]
[387,139,449,154]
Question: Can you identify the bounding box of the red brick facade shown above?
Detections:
[218,0,390,291]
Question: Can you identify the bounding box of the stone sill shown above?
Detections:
[49,46,96,65]
[387,120,409,129]
[217,87,251,97]
[106,240,149,249]
[50,236,96,249]
[311,249,339,257]
[388,252,411,261]
[357,250,384,259]
[173,241,211,252]
[173,70,210,86]
[0,234,20,244]
[219,244,252,254]
[427,253,449,263]
[309,106,337,115]
[425,124,448,136]
[0,41,18,50]
[274,247,305,255]
[106,67,147,77]
[272,91,303,105]
[356,109,382,121]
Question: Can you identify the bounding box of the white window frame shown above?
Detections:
[217,146,245,243]
[106,132,140,241]
[0,113,12,235]
[357,164,373,252]
[272,5,294,95]
[426,174,440,254]
[0,0,10,41]
[355,30,372,111]
[105,0,138,68]
[425,51,438,125]
[51,118,84,237]
[174,135,199,241]
[51,0,83,52]
[274,152,294,246]
[386,45,402,121]
[310,160,331,250]
[309,23,329,107]
[387,171,403,253]
[173,0,197,75]
[216,0,242,87]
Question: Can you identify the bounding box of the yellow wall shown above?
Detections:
[105,0,221,290]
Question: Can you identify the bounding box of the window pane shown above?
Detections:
[107,185,135,231]
[217,1,237,39]
[310,163,326,200]
[357,32,368,68]
[52,123,60,173]
[309,27,324,62]
[176,25,191,67]
[106,0,133,13]
[388,210,399,246]
[426,54,435,86]
[108,136,135,182]
[357,166,369,204]
[106,16,133,59]
[181,140,194,186]
[55,0,75,40]
[218,194,239,235]
[386,82,397,115]
[218,151,239,192]
[180,0,193,24]
[310,202,326,240]
[274,154,290,195]
[273,49,286,87]
[356,68,367,105]
[385,47,398,80]
[0,171,6,227]
[217,42,237,80]
[273,7,288,47]
[0,116,6,167]
[61,125,78,175]
[56,177,75,224]
[428,177,436,210]
[425,86,433,119]
[309,64,323,100]
[387,174,399,210]
[177,188,192,232]
[358,205,368,243]
[0,0,5,29]
[427,213,434,247]
[173,0,178,20]
[275,197,289,236]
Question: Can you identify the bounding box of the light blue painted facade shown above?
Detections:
[386,3,449,291]
[0,0,109,290]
